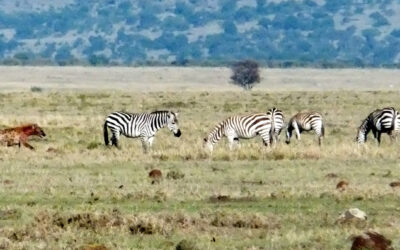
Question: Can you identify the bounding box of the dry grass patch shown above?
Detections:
[1,90,400,248]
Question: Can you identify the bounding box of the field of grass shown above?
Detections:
[0,89,400,249]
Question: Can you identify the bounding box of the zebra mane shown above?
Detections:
[150,111,179,124]
[151,110,171,115]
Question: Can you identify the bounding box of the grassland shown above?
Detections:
[0,84,400,249]
[2,66,400,91]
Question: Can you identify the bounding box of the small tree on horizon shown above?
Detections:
[230,60,260,90]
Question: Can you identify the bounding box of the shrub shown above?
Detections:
[230,60,260,90]
[87,141,102,150]
[30,86,43,92]
[166,170,185,180]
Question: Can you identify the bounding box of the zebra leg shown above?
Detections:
[293,123,301,141]
[393,133,398,143]
[141,137,150,153]
[272,130,281,145]
[275,130,281,142]
[376,132,381,145]
[389,130,397,143]
[148,136,154,147]
[227,136,235,150]
[111,131,120,148]
[234,138,240,149]
[315,127,323,146]
[260,131,271,147]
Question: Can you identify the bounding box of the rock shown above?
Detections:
[351,231,393,250]
[337,208,367,224]
[46,147,59,153]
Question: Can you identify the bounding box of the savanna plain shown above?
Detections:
[0,67,400,250]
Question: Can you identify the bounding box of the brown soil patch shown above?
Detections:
[81,244,108,250]
[210,212,280,230]
[2,179,13,185]
[209,195,258,203]
[325,173,338,178]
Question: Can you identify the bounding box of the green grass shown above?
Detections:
[0,91,400,249]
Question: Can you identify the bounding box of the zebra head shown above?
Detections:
[167,111,181,137]
[356,119,369,144]
[285,124,293,144]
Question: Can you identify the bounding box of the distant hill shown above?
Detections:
[1,0,400,66]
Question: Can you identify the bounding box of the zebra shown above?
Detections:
[103,110,181,151]
[356,107,400,144]
[285,111,324,146]
[203,113,274,152]
[267,107,285,145]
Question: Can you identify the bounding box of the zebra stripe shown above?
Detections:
[203,113,273,151]
[103,110,181,151]
[267,107,285,144]
[356,107,400,144]
[285,111,324,146]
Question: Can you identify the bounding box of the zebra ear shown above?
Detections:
[175,112,179,117]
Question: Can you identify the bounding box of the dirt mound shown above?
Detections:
[176,239,200,250]
[81,244,108,250]
[336,180,349,191]
[210,212,280,229]
[149,169,162,179]
[351,231,393,250]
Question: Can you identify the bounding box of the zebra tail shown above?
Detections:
[270,111,275,144]
[391,109,397,130]
[103,121,109,146]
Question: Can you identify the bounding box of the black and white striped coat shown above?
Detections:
[267,107,285,144]
[103,111,181,151]
[203,113,274,151]
[285,111,324,145]
[356,107,400,144]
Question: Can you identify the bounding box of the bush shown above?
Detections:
[230,60,260,90]
[30,86,43,92]
[166,170,185,180]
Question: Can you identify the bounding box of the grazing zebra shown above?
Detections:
[285,111,324,146]
[103,110,181,151]
[267,107,285,144]
[356,107,400,144]
[203,113,273,152]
